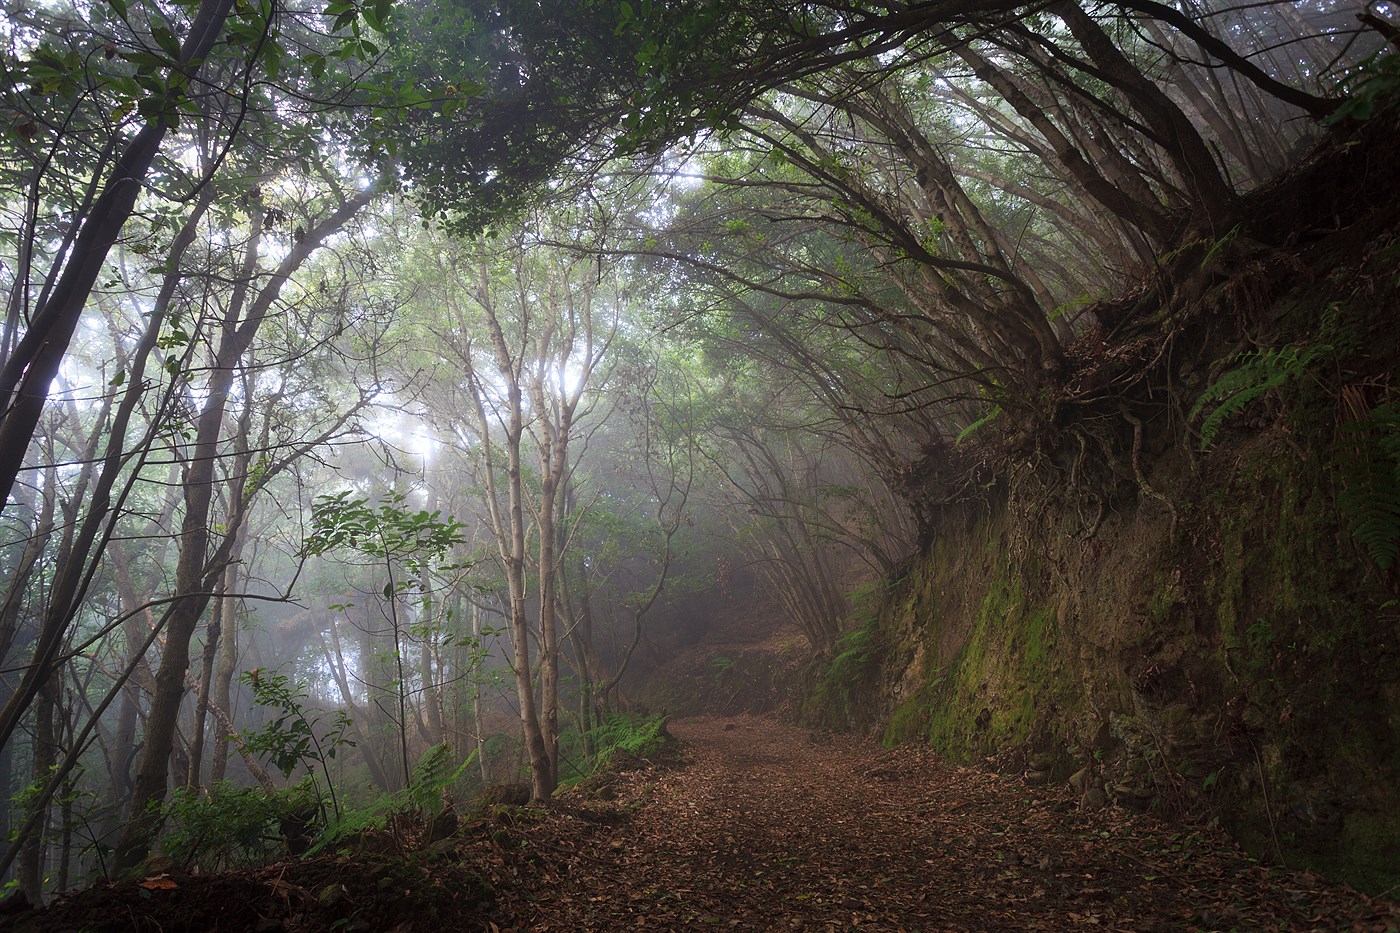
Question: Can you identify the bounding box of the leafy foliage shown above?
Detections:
[557,713,672,784]
[590,713,671,764]
[956,403,1003,446]
[1190,343,1329,448]
[303,491,468,576]
[404,741,474,817]
[1337,401,1400,569]
[160,781,318,872]
[807,583,885,728]
[708,655,736,687]
[241,671,355,817]
[307,743,477,855]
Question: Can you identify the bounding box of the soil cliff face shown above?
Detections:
[847,452,1398,893]
[800,121,1400,894]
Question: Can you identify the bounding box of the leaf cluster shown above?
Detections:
[303,491,468,576]
[240,670,356,783]
[1337,400,1400,570]
[1189,343,1329,448]
[159,780,319,872]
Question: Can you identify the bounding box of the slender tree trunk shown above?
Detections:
[182,669,275,792]
[18,677,58,904]
[469,291,553,801]
[209,587,240,784]
[0,719,12,885]
[114,183,376,873]
[0,189,212,757]
[56,764,75,893]
[470,600,488,785]
[186,561,234,788]
[320,616,395,792]
[0,0,237,512]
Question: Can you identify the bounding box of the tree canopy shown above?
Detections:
[0,0,1390,903]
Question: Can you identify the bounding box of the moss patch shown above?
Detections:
[880,548,1064,758]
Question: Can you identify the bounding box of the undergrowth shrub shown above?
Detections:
[160,780,317,872]
[1336,399,1400,570]
[806,582,886,729]
[309,741,476,855]
[558,712,671,786]
[161,743,477,868]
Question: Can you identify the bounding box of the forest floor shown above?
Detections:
[9,716,1400,932]
[482,717,1400,932]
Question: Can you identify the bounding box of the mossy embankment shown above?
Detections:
[800,119,1400,894]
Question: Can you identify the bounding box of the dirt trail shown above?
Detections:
[485,716,1400,932]
[13,716,1400,932]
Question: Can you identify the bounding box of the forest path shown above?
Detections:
[484,715,1400,932]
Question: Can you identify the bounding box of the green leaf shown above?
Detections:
[152,25,181,59]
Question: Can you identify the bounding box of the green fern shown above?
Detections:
[305,744,476,856]
[307,798,395,856]
[1190,343,1329,448]
[1337,401,1400,569]
[406,741,474,816]
[956,403,1002,445]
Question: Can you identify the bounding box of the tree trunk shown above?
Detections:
[0,0,237,512]
[209,594,239,785]
[470,600,489,785]
[1052,0,1235,233]
[18,676,58,904]
[114,183,376,873]
[186,561,235,788]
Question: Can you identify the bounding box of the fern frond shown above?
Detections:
[407,742,475,815]
[956,404,1001,445]
[1336,400,1400,570]
[1191,344,1329,448]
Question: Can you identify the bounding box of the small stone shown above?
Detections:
[1069,767,1091,793]
[424,838,458,858]
[428,805,458,844]
[138,853,176,876]
[1112,784,1154,811]
[1080,787,1108,812]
